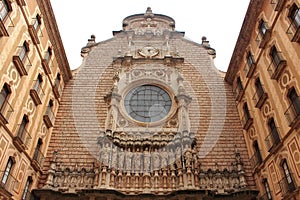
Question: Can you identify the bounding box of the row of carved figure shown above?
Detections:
[98,142,197,172]
[45,150,248,194]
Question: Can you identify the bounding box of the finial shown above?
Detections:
[146,7,152,14]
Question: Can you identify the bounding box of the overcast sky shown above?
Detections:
[50,0,250,72]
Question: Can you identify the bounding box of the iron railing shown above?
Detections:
[284,97,300,126]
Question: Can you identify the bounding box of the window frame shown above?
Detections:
[263,179,272,200]
[32,14,41,31]
[259,19,268,36]
[45,47,52,63]
[288,87,300,115]
[19,41,30,62]
[1,157,14,185]
[0,83,11,110]
[21,177,32,200]
[288,4,300,28]
[0,0,11,21]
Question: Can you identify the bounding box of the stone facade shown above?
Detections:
[33,7,257,200]
[226,0,300,199]
[2,1,299,200]
[0,0,71,199]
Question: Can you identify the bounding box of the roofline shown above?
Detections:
[224,0,265,84]
[37,0,73,82]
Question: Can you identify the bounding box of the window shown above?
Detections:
[268,118,280,146]
[33,138,42,161]
[259,19,268,36]
[289,4,300,28]
[0,83,11,110]
[124,85,172,123]
[1,157,13,185]
[253,141,262,164]
[255,78,264,98]
[243,103,251,121]
[33,74,43,91]
[270,46,281,68]
[288,88,300,116]
[235,76,244,101]
[281,160,295,193]
[17,115,29,138]
[45,47,52,63]
[43,100,54,128]
[55,73,61,87]
[0,0,10,21]
[32,14,41,31]
[21,177,32,200]
[263,179,272,200]
[237,77,243,91]
[19,41,29,62]
[246,52,255,66]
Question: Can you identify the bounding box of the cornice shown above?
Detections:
[225,0,265,84]
[37,0,72,82]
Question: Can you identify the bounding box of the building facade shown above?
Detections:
[225,0,300,199]
[0,0,299,200]
[32,7,257,200]
[0,0,71,199]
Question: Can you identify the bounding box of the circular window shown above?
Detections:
[124,85,172,123]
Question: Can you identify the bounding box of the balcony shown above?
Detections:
[53,83,63,99]
[30,81,45,106]
[241,113,253,130]
[41,59,52,75]
[0,99,13,126]
[279,174,296,197]
[252,87,268,109]
[0,18,9,37]
[234,85,244,102]
[265,128,281,152]
[250,151,263,169]
[256,29,272,49]
[267,53,287,80]
[28,25,40,45]
[43,107,55,128]
[284,97,300,128]
[31,149,45,172]
[13,125,32,152]
[12,54,31,76]
[270,0,285,11]
[0,14,14,37]
[244,62,256,78]
[286,10,300,43]
[0,171,18,199]
[259,192,273,200]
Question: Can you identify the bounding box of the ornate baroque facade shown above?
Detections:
[0,0,299,200]
[226,0,300,199]
[32,6,257,200]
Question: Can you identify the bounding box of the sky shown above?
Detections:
[50,0,250,72]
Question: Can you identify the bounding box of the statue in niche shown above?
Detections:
[143,147,151,172]
[175,146,182,169]
[125,148,133,172]
[160,147,168,169]
[100,142,110,166]
[110,146,118,169]
[118,148,125,170]
[133,148,141,173]
[152,149,161,171]
[183,146,193,169]
[168,147,176,170]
